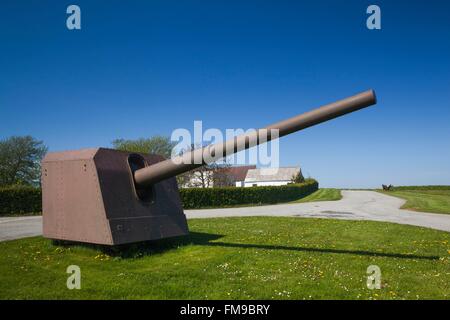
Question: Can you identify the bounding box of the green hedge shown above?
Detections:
[0,179,319,215]
[391,185,450,191]
[179,179,319,209]
[0,185,42,215]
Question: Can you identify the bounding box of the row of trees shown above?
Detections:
[0,135,230,188]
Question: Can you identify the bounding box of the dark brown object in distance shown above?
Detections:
[42,90,377,245]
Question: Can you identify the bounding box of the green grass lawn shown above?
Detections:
[0,217,449,300]
[380,188,450,214]
[291,188,341,203]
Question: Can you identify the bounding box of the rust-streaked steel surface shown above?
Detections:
[134,89,376,186]
[42,149,188,245]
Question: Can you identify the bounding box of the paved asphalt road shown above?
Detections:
[0,216,43,242]
[1,191,449,242]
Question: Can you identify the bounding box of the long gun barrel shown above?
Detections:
[42,89,377,245]
[134,89,376,187]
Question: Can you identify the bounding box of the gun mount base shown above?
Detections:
[41,148,188,245]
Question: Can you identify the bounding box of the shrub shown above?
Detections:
[290,170,305,184]
[0,185,42,215]
[0,179,319,215]
[179,179,319,209]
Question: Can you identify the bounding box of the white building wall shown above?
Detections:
[243,180,291,187]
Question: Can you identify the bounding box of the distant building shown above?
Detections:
[242,167,301,187]
[217,165,256,187]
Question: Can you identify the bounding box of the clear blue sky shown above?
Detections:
[1,1,449,188]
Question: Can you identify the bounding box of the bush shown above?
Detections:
[0,185,42,215]
[0,179,319,215]
[179,178,319,209]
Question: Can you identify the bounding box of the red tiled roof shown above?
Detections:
[216,165,256,181]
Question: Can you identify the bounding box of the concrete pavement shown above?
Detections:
[0,216,43,241]
[1,191,449,242]
[186,190,450,232]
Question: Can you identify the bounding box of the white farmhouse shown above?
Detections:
[243,167,301,187]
